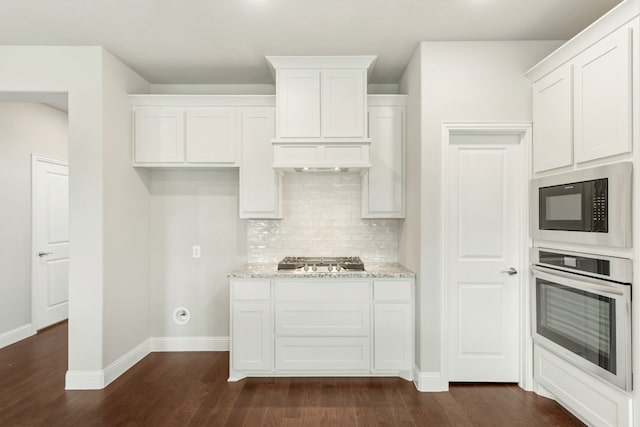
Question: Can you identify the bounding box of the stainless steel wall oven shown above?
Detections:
[531,248,632,390]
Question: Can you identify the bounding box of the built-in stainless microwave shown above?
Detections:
[531,162,632,248]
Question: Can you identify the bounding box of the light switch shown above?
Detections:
[192,245,201,258]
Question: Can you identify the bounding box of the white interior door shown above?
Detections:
[446,133,522,382]
[32,156,69,330]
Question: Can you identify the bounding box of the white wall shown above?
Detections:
[0,47,151,387]
[101,50,151,367]
[149,169,247,338]
[0,103,68,340]
[398,46,423,366]
[400,41,563,379]
[0,46,106,375]
[248,173,399,263]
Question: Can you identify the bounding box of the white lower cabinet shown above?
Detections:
[230,280,273,377]
[275,303,370,336]
[373,280,413,375]
[229,277,414,381]
[373,303,412,371]
[275,337,370,371]
[534,345,633,427]
[231,302,272,372]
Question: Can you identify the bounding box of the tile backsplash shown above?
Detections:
[247,172,399,263]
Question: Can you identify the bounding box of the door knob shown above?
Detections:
[38,251,53,257]
[501,267,518,276]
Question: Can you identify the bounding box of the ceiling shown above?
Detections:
[0,0,623,85]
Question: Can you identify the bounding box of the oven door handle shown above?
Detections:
[531,265,629,297]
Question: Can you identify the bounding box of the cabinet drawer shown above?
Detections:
[274,280,370,301]
[374,280,411,301]
[275,337,370,371]
[233,281,270,300]
[275,303,370,336]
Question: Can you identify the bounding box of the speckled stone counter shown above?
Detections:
[228,263,415,279]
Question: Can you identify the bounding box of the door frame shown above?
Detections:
[31,154,69,331]
[440,122,533,390]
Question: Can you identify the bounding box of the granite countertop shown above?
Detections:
[228,263,415,279]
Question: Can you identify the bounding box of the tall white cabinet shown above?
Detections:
[362,95,406,218]
[239,108,281,219]
[526,3,639,426]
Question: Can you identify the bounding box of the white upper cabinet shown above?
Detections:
[527,8,638,172]
[185,108,236,164]
[574,25,633,163]
[133,105,236,166]
[130,95,274,167]
[133,107,185,164]
[267,56,376,142]
[532,65,573,173]
[277,69,321,138]
[321,69,366,138]
[362,96,406,218]
[239,107,281,219]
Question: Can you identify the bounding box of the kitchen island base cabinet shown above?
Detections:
[229,277,414,382]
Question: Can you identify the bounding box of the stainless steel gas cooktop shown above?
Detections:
[277,256,365,273]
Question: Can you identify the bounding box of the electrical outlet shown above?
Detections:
[192,245,201,258]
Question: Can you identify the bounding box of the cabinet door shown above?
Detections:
[231,302,272,371]
[532,65,573,173]
[239,108,281,218]
[574,25,632,163]
[133,107,184,163]
[374,303,412,371]
[185,108,236,164]
[275,303,370,336]
[275,337,370,371]
[362,106,404,218]
[277,69,321,138]
[321,69,366,138]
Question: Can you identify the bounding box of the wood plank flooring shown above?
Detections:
[0,323,585,426]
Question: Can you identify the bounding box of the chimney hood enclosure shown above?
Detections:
[266,56,377,171]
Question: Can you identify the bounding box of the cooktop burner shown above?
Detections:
[278,256,365,272]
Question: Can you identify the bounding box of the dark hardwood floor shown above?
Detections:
[0,323,584,426]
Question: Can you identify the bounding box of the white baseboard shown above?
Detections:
[414,366,448,392]
[65,370,105,390]
[103,339,151,387]
[66,336,229,390]
[66,338,151,390]
[150,336,229,352]
[0,324,36,349]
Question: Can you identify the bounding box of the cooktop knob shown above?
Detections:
[312,264,317,272]
[303,264,309,272]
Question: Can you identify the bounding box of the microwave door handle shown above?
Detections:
[532,266,628,297]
